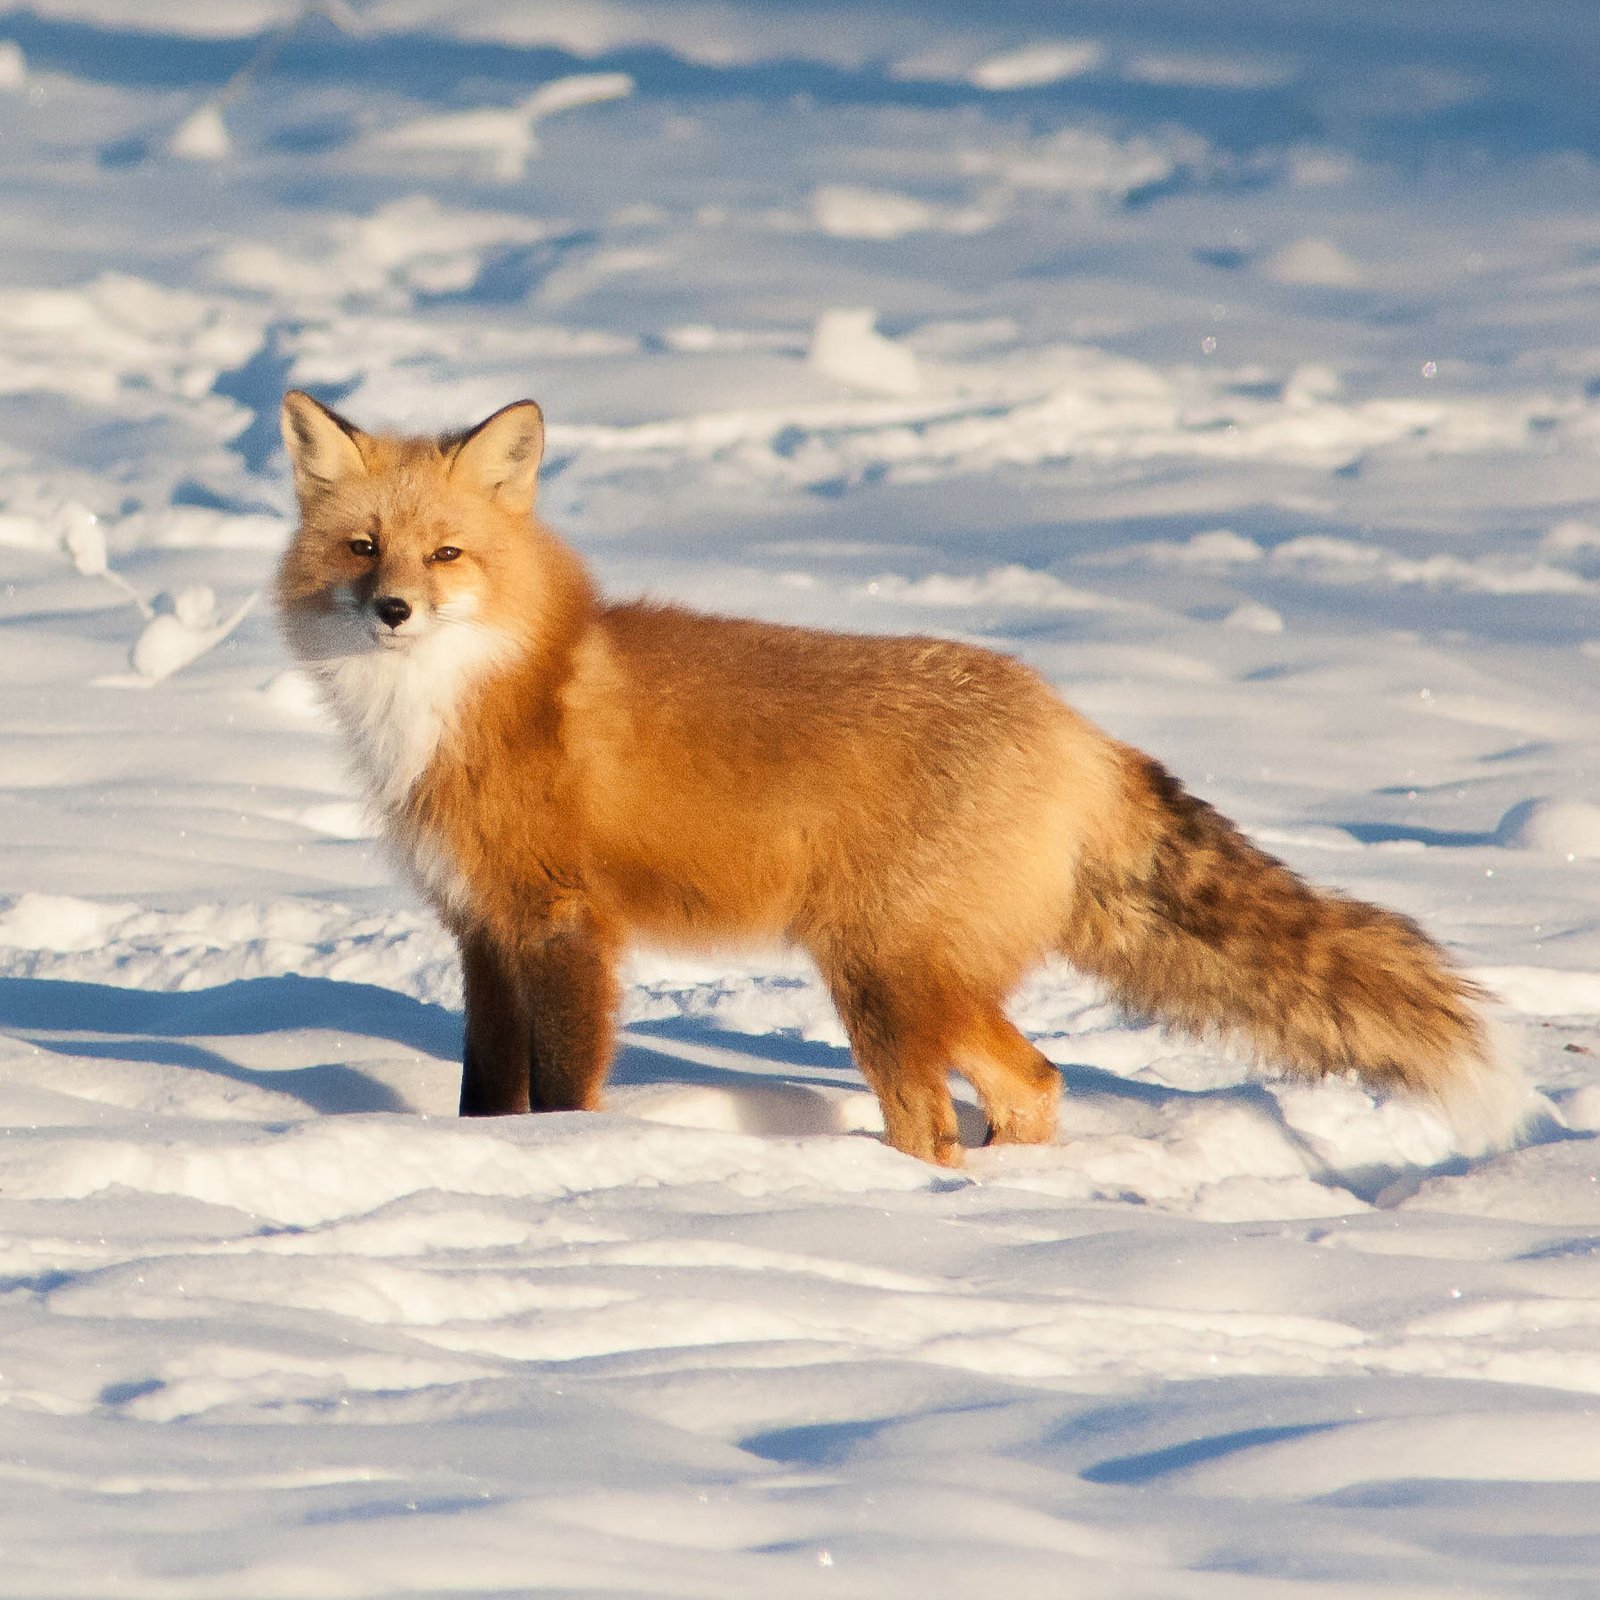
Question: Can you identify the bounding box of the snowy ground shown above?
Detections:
[2,1,1600,1594]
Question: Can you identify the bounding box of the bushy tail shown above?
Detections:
[1062,748,1526,1151]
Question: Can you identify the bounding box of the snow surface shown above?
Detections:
[1,1,1599,1594]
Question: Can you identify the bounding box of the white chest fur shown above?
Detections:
[309,626,512,917]
[318,653,446,814]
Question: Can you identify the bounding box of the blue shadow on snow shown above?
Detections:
[1082,1420,1346,1485]
[0,974,459,1116]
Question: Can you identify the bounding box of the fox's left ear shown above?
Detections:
[447,400,545,515]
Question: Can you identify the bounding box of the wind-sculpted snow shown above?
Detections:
[1,2,1599,1594]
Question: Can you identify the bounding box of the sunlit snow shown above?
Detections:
[2,2,1599,1595]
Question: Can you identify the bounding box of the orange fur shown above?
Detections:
[276,392,1519,1166]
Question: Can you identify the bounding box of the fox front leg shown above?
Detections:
[519,915,622,1112]
[458,929,532,1115]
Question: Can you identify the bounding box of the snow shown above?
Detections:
[124,586,258,684]
[1,1,1599,1593]
[1261,237,1369,290]
[0,39,25,92]
[373,72,634,182]
[167,100,231,161]
[1496,797,1600,861]
[967,42,1105,92]
[808,308,923,396]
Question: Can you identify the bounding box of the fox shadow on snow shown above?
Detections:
[0,973,912,1130]
[0,974,1371,1182]
[0,974,457,1116]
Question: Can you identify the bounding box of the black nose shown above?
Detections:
[374,596,412,629]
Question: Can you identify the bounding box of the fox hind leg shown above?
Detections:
[822,956,964,1167]
[954,1007,1061,1147]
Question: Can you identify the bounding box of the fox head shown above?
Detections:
[275,391,548,664]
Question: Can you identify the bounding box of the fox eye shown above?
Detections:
[348,537,377,558]
[431,545,462,563]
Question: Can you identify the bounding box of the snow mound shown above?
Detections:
[4,1114,939,1230]
[0,892,133,953]
[0,39,25,92]
[212,196,549,307]
[1401,1139,1600,1223]
[1221,600,1286,632]
[372,73,633,181]
[864,565,1108,611]
[0,273,262,409]
[1263,237,1367,288]
[169,102,231,161]
[1161,1411,1600,1496]
[809,308,922,396]
[968,41,1104,90]
[1148,529,1265,565]
[1495,797,1600,859]
[1477,967,1600,1016]
[809,185,987,240]
[125,587,257,684]
[1543,518,1600,553]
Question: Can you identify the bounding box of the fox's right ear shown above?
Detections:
[280,391,369,499]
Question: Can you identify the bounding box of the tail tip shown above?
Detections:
[1427,1014,1543,1157]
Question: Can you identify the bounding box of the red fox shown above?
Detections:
[277,392,1523,1166]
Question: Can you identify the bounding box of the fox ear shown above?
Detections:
[280,391,369,499]
[446,400,545,514]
